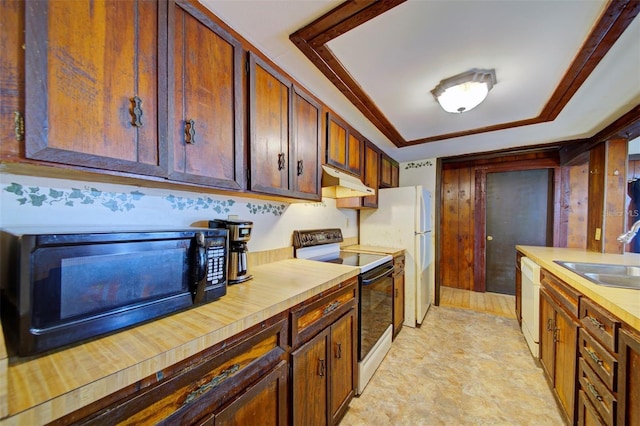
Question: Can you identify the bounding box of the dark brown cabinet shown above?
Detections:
[539,270,580,424]
[337,140,380,209]
[326,113,363,177]
[617,328,640,426]
[248,53,321,201]
[393,254,405,338]
[290,279,357,426]
[169,1,244,190]
[380,153,399,189]
[63,316,289,425]
[25,0,167,177]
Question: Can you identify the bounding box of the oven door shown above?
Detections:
[358,261,394,361]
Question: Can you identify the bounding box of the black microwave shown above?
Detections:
[0,228,228,356]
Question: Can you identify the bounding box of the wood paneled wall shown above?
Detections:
[439,152,589,291]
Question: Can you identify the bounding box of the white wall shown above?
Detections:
[399,158,437,305]
[0,173,358,253]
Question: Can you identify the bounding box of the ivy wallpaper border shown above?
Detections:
[3,182,288,216]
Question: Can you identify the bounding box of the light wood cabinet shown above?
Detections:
[24,0,167,177]
[326,113,363,177]
[393,254,405,338]
[539,269,580,424]
[248,53,321,200]
[515,251,523,326]
[169,0,244,190]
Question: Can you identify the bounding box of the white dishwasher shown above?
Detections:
[520,257,541,358]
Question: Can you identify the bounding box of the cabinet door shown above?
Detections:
[540,290,556,382]
[330,310,356,424]
[362,141,380,208]
[249,53,293,197]
[393,269,405,337]
[326,113,362,177]
[554,305,579,423]
[618,328,640,426]
[25,0,166,176]
[170,1,244,190]
[291,87,321,200]
[214,360,288,426]
[292,329,329,426]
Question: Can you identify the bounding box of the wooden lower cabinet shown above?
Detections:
[578,390,606,426]
[618,328,640,426]
[393,254,405,338]
[539,276,579,424]
[291,309,357,426]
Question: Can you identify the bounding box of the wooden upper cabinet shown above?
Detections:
[25,0,167,176]
[169,1,244,190]
[326,113,363,177]
[249,53,321,201]
[380,153,399,188]
[292,88,322,200]
[362,141,380,207]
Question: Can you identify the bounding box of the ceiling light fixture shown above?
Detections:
[431,68,497,114]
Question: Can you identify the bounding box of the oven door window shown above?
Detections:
[359,263,393,361]
[31,240,191,329]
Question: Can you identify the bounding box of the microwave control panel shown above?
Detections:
[206,244,226,286]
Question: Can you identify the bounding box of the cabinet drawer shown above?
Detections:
[71,317,288,425]
[290,278,357,348]
[578,389,606,426]
[541,269,581,318]
[579,358,617,426]
[580,298,620,354]
[579,328,618,391]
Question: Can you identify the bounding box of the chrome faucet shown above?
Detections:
[617,219,640,243]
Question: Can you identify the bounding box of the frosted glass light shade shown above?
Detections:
[432,69,497,114]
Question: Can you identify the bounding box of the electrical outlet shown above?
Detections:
[595,228,602,241]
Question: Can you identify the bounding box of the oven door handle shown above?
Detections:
[361,265,394,285]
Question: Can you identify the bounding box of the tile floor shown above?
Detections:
[340,305,565,425]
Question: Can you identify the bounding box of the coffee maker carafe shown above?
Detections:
[210,219,253,284]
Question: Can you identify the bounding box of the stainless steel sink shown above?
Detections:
[554,261,640,289]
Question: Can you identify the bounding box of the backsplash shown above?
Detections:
[0,173,357,252]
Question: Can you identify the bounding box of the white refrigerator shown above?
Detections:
[360,186,432,327]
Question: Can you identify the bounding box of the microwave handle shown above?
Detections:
[192,232,207,303]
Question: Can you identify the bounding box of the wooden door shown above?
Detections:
[618,329,640,426]
[249,53,292,197]
[292,329,329,426]
[214,361,288,426]
[291,88,321,200]
[25,0,166,176]
[554,305,579,423]
[540,290,556,382]
[170,1,244,190]
[485,169,553,294]
[330,311,356,424]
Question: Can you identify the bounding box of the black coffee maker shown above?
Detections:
[210,219,253,284]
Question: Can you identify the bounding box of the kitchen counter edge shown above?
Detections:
[0,258,359,424]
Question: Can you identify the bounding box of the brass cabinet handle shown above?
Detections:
[277,153,286,171]
[585,348,604,366]
[547,318,554,331]
[130,96,143,127]
[553,327,560,343]
[185,119,196,144]
[297,159,304,176]
[587,316,605,331]
[587,382,604,402]
[336,342,342,359]
[323,301,340,315]
[183,363,240,405]
[318,359,325,377]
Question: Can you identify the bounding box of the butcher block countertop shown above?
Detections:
[517,246,640,331]
[343,244,405,257]
[0,259,359,425]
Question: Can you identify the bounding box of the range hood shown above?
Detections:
[321,165,375,198]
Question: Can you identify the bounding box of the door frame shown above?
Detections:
[473,161,561,292]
